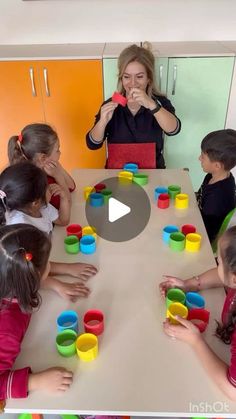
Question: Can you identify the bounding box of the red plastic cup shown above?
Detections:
[181,224,196,235]
[157,193,170,209]
[94,183,106,193]
[112,91,127,107]
[66,224,82,239]
[187,308,210,333]
[84,309,104,336]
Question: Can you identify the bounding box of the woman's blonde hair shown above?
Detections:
[117,43,161,96]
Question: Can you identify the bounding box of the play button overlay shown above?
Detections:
[85,176,151,242]
[109,198,131,223]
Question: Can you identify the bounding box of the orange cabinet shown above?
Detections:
[0,60,105,171]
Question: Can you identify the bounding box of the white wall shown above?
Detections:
[1,0,236,45]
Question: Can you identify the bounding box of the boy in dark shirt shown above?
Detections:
[196,129,236,243]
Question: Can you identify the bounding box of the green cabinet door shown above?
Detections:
[165,57,235,190]
[155,57,168,94]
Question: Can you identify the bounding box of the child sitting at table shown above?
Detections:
[196,129,236,243]
[0,162,97,300]
[8,123,75,210]
[159,225,236,400]
[0,224,73,410]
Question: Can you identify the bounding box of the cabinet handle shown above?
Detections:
[29,67,36,97]
[159,64,163,91]
[43,68,50,97]
[172,65,177,95]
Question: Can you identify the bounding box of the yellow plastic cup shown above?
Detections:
[76,333,98,362]
[118,171,133,182]
[175,193,189,209]
[82,225,97,240]
[185,233,202,252]
[84,186,95,200]
[167,302,188,325]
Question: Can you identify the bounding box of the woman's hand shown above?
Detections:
[159,275,186,298]
[128,88,156,110]
[100,102,118,125]
[163,317,202,346]
[29,367,73,393]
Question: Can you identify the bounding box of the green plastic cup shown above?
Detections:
[56,329,77,357]
[166,288,186,308]
[64,235,79,254]
[169,232,186,251]
[101,188,112,203]
[168,184,181,199]
[133,173,148,186]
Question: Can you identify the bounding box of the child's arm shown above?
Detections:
[159,267,222,297]
[44,161,74,200]
[57,162,76,191]
[163,317,236,401]
[49,261,98,281]
[49,184,70,226]
[28,368,73,393]
[41,275,90,302]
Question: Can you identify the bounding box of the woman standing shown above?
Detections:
[86,43,181,168]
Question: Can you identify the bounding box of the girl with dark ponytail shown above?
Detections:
[159,226,236,400]
[0,224,73,407]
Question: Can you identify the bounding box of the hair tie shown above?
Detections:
[0,190,6,199]
[18,133,23,142]
[25,252,33,262]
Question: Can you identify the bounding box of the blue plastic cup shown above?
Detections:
[89,192,104,207]
[123,163,139,174]
[154,186,168,201]
[80,235,96,254]
[162,225,179,243]
[185,292,205,309]
[57,310,78,333]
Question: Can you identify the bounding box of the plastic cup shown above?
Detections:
[112,91,127,107]
[185,292,205,309]
[64,235,79,254]
[162,225,179,243]
[101,188,112,203]
[167,302,188,325]
[76,333,98,361]
[89,192,104,207]
[82,225,97,239]
[84,310,104,336]
[56,329,77,357]
[123,163,139,174]
[181,224,196,235]
[169,232,185,251]
[84,186,95,200]
[80,235,96,254]
[166,288,186,308]
[133,173,148,186]
[188,308,210,332]
[94,183,106,193]
[66,224,82,239]
[168,184,181,199]
[185,233,202,252]
[175,193,189,209]
[118,171,133,182]
[157,193,170,209]
[154,186,168,201]
[57,310,78,333]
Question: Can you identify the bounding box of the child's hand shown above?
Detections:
[44,160,62,178]
[163,317,201,346]
[48,183,67,199]
[55,279,91,302]
[159,275,186,298]
[64,263,98,281]
[28,367,73,393]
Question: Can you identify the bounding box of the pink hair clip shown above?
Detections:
[0,190,6,199]
[18,133,23,142]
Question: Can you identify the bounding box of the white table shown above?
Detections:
[6,170,236,417]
